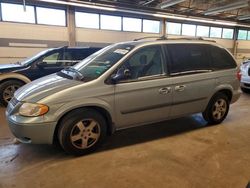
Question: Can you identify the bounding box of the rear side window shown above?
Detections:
[209,46,236,70]
[166,44,210,74]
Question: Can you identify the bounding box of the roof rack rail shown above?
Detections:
[133,36,216,43]
[133,35,167,41]
[167,36,216,42]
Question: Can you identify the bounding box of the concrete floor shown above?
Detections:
[0,94,250,188]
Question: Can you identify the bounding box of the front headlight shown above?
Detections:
[19,103,49,117]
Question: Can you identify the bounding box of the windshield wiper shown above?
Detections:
[62,67,84,81]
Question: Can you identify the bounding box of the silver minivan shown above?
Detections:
[6,38,241,155]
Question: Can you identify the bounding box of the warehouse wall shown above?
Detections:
[0,19,249,65]
[0,22,68,64]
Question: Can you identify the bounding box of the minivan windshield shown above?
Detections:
[60,43,135,81]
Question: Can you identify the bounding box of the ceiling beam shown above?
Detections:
[203,0,249,16]
[238,15,250,21]
[158,0,187,9]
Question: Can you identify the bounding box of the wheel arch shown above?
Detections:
[0,78,26,85]
[53,106,114,145]
[0,73,31,85]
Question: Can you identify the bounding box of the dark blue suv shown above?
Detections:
[0,46,101,106]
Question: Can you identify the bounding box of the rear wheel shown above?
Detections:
[202,93,229,125]
[58,109,107,156]
[0,80,24,106]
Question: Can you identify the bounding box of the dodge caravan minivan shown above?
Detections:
[6,38,241,155]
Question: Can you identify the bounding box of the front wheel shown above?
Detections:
[202,93,230,125]
[0,80,24,106]
[58,109,107,156]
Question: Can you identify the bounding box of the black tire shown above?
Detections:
[202,93,230,125]
[0,80,24,106]
[241,87,250,93]
[58,108,107,156]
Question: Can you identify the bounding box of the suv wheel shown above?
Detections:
[58,109,107,156]
[202,93,229,125]
[0,80,24,106]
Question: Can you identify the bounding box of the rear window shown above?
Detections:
[166,44,211,74]
[209,46,236,70]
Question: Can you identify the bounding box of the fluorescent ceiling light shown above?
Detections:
[203,0,249,15]
[38,0,117,11]
[238,15,250,21]
[159,0,186,9]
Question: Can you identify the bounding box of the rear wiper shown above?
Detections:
[62,67,84,81]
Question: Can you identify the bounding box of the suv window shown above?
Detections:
[124,45,164,80]
[62,48,101,66]
[209,46,236,70]
[166,44,210,74]
[37,50,62,67]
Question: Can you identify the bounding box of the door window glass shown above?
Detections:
[167,44,210,74]
[39,52,60,67]
[123,45,163,80]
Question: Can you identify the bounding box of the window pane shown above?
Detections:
[1,3,35,23]
[248,31,250,40]
[222,28,234,39]
[75,12,99,29]
[123,17,142,32]
[238,30,247,40]
[196,25,209,37]
[100,15,121,31]
[210,46,236,70]
[143,19,160,33]
[125,46,163,79]
[36,7,66,26]
[210,27,222,38]
[166,22,181,35]
[167,44,210,73]
[182,24,196,36]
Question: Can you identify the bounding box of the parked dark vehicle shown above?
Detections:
[0,46,101,106]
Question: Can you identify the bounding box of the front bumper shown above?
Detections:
[7,117,57,144]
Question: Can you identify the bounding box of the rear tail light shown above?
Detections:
[236,70,242,81]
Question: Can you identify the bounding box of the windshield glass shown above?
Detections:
[19,48,55,66]
[63,43,135,81]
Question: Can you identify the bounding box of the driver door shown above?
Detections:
[114,45,173,128]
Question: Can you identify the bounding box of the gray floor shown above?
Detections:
[0,93,250,188]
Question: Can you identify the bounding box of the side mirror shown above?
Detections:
[111,68,131,84]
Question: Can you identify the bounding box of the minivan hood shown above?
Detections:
[15,74,82,102]
[0,63,24,73]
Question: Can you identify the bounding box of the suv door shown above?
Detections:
[165,44,216,117]
[21,49,63,80]
[113,45,173,128]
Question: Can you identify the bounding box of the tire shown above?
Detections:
[58,108,107,156]
[241,87,250,93]
[0,80,24,106]
[202,93,230,125]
